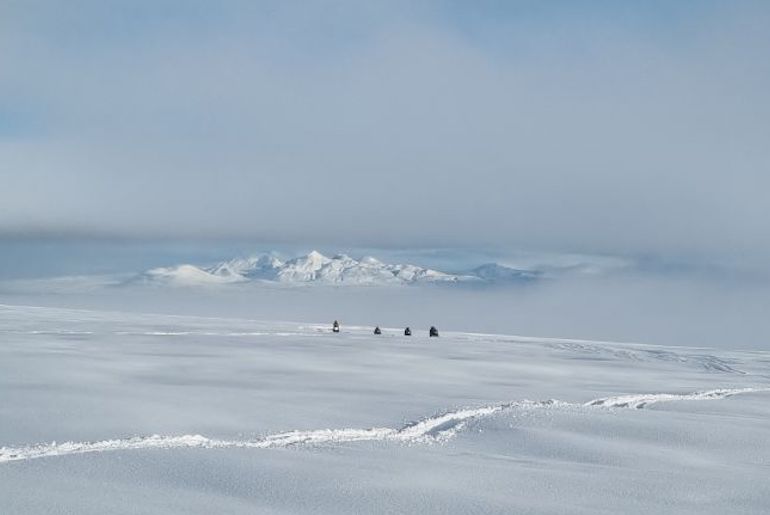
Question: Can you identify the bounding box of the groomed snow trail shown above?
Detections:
[2,388,767,465]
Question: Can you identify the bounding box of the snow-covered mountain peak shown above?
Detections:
[207,253,283,280]
[253,254,284,268]
[138,251,478,286]
[360,256,384,266]
[306,250,329,261]
[143,264,243,286]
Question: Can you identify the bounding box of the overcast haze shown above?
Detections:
[2,1,769,260]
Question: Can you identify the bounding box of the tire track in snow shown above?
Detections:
[1,388,767,464]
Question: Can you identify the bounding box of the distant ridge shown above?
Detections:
[139,251,484,286]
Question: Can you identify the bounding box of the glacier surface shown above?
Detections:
[1,303,769,514]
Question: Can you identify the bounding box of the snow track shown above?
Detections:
[585,387,763,408]
[2,388,767,465]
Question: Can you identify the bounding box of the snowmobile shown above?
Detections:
[404,327,412,336]
[374,326,382,335]
[429,326,439,337]
[332,320,340,333]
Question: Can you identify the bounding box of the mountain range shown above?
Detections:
[140,251,537,286]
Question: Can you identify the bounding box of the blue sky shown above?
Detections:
[1,1,769,263]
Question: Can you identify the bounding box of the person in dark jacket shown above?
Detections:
[332,320,340,333]
[429,326,439,337]
[404,327,412,336]
[374,326,382,335]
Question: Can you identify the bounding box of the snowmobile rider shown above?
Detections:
[429,326,439,337]
[332,320,340,333]
[404,327,412,336]
[374,326,382,335]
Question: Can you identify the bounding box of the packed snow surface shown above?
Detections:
[1,303,769,514]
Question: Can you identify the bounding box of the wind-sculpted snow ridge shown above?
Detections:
[1,389,767,464]
[0,401,555,464]
[585,387,767,409]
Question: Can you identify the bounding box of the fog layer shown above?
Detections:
[1,1,769,260]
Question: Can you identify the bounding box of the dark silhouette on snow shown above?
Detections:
[332,320,340,333]
[404,327,412,336]
[429,326,439,337]
[374,326,382,335]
